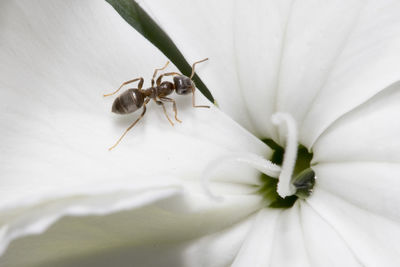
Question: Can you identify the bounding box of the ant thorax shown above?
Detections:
[142,87,157,98]
[157,81,174,97]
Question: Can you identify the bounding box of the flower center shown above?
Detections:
[201,112,315,207]
[262,113,315,208]
[260,139,314,208]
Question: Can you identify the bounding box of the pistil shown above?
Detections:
[271,113,298,198]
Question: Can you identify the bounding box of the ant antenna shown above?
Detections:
[190,58,208,79]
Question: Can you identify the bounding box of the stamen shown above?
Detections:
[201,153,281,201]
[271,112,298,198]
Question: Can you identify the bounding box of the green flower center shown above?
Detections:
[258,139,315,208]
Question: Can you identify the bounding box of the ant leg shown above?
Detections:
[190,58,208,79]
[160,97,182,123]
[156,72,181,86]
[151,61,170,87]
[108,99,150,151]
[104,77,144,97]
[192,88,210,108]
[154,98,174,126]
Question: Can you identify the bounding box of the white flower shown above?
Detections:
[1,1,400,267]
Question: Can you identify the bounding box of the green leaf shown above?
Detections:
[106,0,214,103]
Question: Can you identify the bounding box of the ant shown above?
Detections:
[104,58,209,150]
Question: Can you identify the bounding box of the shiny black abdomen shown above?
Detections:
[112,89,144,114]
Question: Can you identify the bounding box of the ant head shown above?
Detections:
[173,75,194,95]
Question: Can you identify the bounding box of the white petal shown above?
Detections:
[273,0,365,144]
[0,0,269,257]
[180,214,256,267]
[301,0,400,147]
[0,186,181,264]
[313,162,400,223]
[313,81,400,163]
[307,187,400,266]
[300,201,361,267]
[232,208,281,267]
[269,202,310,267]
[139,0,400,149]
[233,205,311,267]
[138,0,294,139]
[0,194,258,267]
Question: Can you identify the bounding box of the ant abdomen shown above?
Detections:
[112,89,144,114]
[174,76,194,95]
